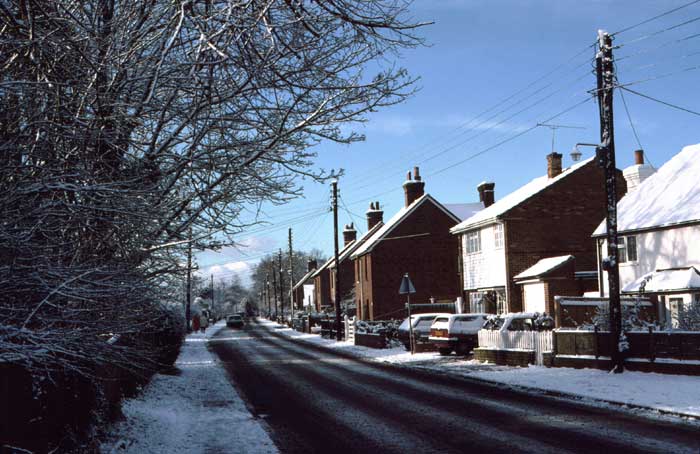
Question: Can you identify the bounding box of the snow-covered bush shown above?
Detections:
[678,302,700,331]
[355,319,402,348]
[583,300,658,331]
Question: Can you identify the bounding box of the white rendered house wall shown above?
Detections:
[461,224,506,290]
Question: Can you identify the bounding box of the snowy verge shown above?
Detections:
[101,321,278,454]
[260,319,700,419]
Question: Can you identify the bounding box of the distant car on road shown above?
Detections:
[226,314,244,329]
[429,313,489,356]
[397,312,450,351]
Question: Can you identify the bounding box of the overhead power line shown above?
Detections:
[620,86,700,116]
[615,14,700,48]
[612,0,700,36]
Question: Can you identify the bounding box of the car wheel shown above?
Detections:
[456,344,471,356]
[438,348,452,356]
[403,343,411,351]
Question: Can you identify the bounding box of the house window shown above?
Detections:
[618,235,637,263]
[494,224,504,249]
[465,230,481,254]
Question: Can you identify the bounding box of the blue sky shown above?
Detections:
[198,0,700,285]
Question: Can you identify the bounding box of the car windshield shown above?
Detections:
[230,315,242,321]
[415,319,435,330]
[433,317,449,324]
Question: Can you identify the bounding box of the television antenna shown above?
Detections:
[536,123,586,154]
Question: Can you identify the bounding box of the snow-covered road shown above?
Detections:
[210,319,700,454]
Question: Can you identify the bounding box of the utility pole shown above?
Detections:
[278,249,284,322]
[185,228,193,333]
[270,262,278,319]
[596,30,624,373]
[288,228,295,310]
[265,273,271,318]
[331,180,342,341]
[210,274,215,319]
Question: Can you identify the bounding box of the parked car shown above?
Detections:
[429,313,489,356]
[481,312,554,332]
[398,312,450,351]
[226,314,244,329]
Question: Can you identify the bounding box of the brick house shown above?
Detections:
[292,259,317,310]
[311,221,383,312]
[351,167,482,320]
[450,152,626,315]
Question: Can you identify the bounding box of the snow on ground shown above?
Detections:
[264,319,700,419]
[469,366,700,417]
[101,321,278,454]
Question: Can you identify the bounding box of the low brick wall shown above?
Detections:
[354,332,387,349]
[474,348,534,367]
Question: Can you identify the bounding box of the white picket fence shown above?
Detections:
[344,315,356,343]
[477,330,553,365]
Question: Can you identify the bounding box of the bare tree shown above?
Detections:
[0,0,423,384]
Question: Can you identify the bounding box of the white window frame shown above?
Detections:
[618,235,638,263]
[494,224,504,249]
[465,230,481,254]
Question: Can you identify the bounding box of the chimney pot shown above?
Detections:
[477,182,496,208]
[547,152,563,179]
[307,259,317,272]
[366,201,384,230]
[342,222,357,246]
[634,149,645,165]
[403,165,426,207]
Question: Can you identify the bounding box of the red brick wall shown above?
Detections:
[503,161,627,313]
[359,200,461,320]
[313,268,330,311]
[329,259,355,305]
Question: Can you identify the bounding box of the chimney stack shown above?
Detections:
[342,222,357,246]
[477,182,496,208]
[547,152,563,179]
[307,259,317,272]
[624,149,655,192]
[403,166,425,207]
[366,201,383,230]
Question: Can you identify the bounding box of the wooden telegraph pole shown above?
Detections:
[289,228,295,310]
[596,30,624,373]
[270,262,278,319]
[278,249,284,322]
[331,180,342,341]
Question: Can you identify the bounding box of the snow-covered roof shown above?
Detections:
[622,267,700,293]
[451,158,594,234]
[593,143,700,236]
[311,222,384,277]
[329,221,384,269]
[514,255,574,280]
[351,194,462,259]
[292,267,318,291]
[444,202,484,221]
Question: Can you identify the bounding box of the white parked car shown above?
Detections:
[481,312,554,332]
[429,313,489,356]
[397,312,450,351]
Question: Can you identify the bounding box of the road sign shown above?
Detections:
[399,273,416,295]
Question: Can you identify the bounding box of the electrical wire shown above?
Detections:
[616,32,700,62]
[611,0,700,36]
[427,97,593,178]
[617,86,646,155]
[620,86,700,116]
[613,63,700,88]
[615,14,700,48]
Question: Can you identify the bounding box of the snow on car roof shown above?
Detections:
[593,143,700,236]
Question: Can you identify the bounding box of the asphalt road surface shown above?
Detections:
[210,319,700,454]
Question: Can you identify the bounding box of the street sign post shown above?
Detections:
[399,273,417,354]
